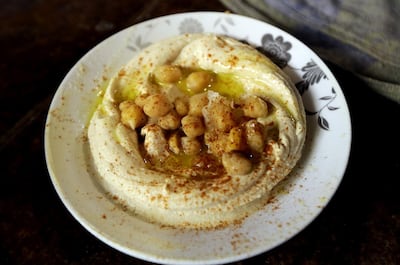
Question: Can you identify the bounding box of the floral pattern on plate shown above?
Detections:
[259,34,292,68]
[293,61,339,130]
[179,18,204,33]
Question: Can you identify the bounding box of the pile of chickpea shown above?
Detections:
[118,64,273,176]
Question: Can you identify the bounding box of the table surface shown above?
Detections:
[1,1,399,264]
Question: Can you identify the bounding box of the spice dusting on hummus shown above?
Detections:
[88,34,306,229]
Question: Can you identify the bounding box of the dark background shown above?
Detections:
[1,1,399,264]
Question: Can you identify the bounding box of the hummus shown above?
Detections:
[88,34,306,228]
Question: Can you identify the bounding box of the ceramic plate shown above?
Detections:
[45,12,351,265]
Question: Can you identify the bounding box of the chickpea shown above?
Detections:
[241,95,269,118]
[119,100,147,130]
[153,65,182,83]
[222,152,253,176]
[119,100,132,111]
[143,93,172,117]
[158,110,180,130]
[181,115,205,138]
[209,99,235,132]
[186,71,214,93]
[168,132,181,154]
[174,97,189,116]
[134,93,149,108]
[181,137,202,155]
[188,92,208,116]
[225,126,245,152]
[141,124,170,161]
[245,120,265,153]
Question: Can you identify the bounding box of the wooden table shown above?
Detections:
[1,1,399,264]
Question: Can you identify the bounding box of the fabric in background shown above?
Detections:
[220,0,400,103]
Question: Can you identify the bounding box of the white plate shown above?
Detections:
[45,12,351,265]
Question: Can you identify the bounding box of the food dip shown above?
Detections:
[88,34,306,228]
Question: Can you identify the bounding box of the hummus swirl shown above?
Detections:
[88,34,306,228]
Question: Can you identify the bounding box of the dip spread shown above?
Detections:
[88,34,306,228]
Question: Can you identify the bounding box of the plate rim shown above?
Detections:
[44,11,352,265]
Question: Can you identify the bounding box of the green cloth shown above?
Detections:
[220,0,400,103]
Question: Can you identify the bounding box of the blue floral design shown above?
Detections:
[178,18,204,34]
[259,34,292,68]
